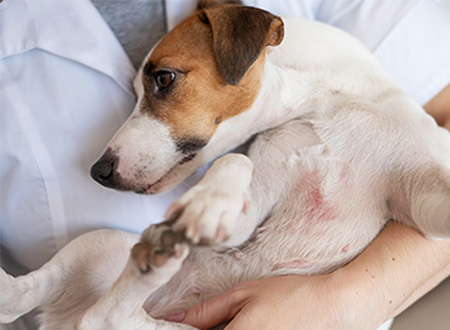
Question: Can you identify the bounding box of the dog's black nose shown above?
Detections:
[90,159,115,186]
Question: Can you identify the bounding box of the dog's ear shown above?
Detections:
[197,0,243,11]
[199,6,284,85]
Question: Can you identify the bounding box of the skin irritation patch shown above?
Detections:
[300,170,336,222]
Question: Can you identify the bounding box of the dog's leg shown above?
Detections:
[412,169,450,239]
[76,224,196,330]
[384,98,450,239]
[165,153,253,246]
[0,229,135,325]
[0,242,86,324]
[394,166,450,239]
[167,121,325,247]
[0,267,51,324]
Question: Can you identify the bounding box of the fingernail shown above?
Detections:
[165,310,186,322]
[164,203,182,221]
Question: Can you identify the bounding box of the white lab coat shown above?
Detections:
[1,0,450,329]
[0,0,200,273]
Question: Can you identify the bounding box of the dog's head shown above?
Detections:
[90,5,283,194]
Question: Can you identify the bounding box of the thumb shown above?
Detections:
[176,290,242,329]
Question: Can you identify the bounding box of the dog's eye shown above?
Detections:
[154,71,176,90]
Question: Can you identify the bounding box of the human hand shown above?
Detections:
[165,274,378,330]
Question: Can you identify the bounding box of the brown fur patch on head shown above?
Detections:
[197,0,243,11]
[140,6,284,147]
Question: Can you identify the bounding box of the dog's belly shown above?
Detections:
[147,114,395,318]
[242,155,387,276]
[145,170,387,319]
[240,209,381,276]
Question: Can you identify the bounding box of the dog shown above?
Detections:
[1,4,450,330]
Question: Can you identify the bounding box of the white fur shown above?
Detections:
[109,114,179,185]
[1,16,450,330]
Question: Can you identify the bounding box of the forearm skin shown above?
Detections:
[332,222,450,328]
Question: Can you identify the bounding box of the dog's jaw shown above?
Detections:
[139,158,200,194]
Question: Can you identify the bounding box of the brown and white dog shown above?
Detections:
[1,4,450,330]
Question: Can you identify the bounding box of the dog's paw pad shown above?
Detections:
[160,230,183,249]
[132,225,188,273]
[151,243,187,267]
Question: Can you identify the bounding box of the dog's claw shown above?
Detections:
[214,224,229,244]
[185,224,195,242]
[164,202,184,221]
[193,226,203,245]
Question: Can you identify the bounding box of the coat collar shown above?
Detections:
[0,0,135,95]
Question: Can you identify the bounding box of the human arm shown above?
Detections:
[169,223,450,330]
[424,84,450,130]
[335,222,450,327]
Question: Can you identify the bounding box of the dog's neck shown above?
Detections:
[199,65,313,163]
[178,16,402,186]
[206,52,333,150]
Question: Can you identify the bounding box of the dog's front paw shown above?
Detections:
[165,184,249,245]
[132,224,189,274]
